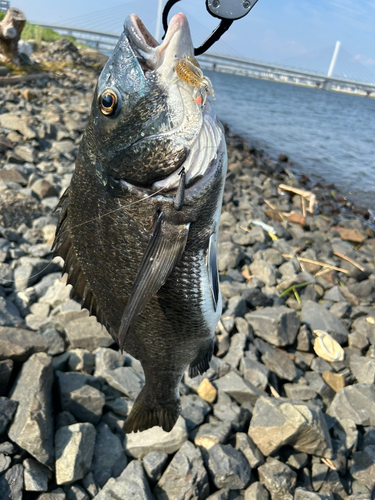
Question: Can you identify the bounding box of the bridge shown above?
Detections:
[35,21,375,97]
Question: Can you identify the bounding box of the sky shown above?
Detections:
[10,0,375,77]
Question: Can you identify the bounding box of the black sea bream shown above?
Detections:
[53,12,227,432]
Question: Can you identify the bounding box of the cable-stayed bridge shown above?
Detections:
[34,0,375,97]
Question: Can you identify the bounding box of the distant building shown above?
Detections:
[0,1,9,13]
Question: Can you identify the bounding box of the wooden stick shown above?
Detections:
[301,196,306,218]
[239,226,250,233]
[269,385,280,398]
[282,254,349,274]
[314,268,333,278]
[278,184,317,213]
[333,251,365,272]
[0,72,50,87]
[321,458,337,471]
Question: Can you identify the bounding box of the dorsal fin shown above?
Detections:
[53,188,109,332]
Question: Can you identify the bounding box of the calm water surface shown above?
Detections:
[207,71,375,211]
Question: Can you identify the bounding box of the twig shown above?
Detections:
[282,254,349,274]
[314,268,333,278]
[264,199,285,221]
[269,385,280,398]
[239,226,250,233]
[333,251,365,272]
[321,458,338,471]
[301,196,306,218]
[278,184,317,213]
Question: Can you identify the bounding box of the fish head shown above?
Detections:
[87,13,224,191]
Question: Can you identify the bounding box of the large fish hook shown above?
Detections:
[162,0,259,55]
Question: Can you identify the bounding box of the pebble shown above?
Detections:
[245,306,300,346]
[204,443,252,490]
[197,377,217,403]
[258,459,297,500]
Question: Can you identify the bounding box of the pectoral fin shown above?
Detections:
[118,212,189,350]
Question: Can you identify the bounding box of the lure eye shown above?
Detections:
[99,88,120,116]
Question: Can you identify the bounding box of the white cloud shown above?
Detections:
[354,54,375,66]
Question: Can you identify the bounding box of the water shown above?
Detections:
[207,70,375,211]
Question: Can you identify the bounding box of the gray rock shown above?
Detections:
[0,463,23,500]
[319,470,347,499]
[261,348,298,382]
[217,242,244,272]
[38,488,66,500]
[222,332,247,369]
[57,371,105,425]
[214,371,267,405]
[240,357,269,391]
[67,349,95,374]
[102,366,144,400]
[66,485,89,500]
[124,416,188,458]
[294,489,333,499]
[142,451,168,485]
[180,394,211,431]
[31,179,59,199]
[205,443,252,490]
[286,453,308,470]
[248,397,333,458]
[249,260,277,286]
[235,433,264,468]
[0,113,36,139]
[324,286,346,302]
[41,328,65,356]
[352,316,375,344]
[258,460,297,500]
[311,463,329,491]
[245,482,269,500]
[192,421,232,449]
[56,411,77,430]
[92,459,153,500]
[224,296,248,319]
[350,445,375,485]
[90,423,128,487]
[0,359,13,396]
[242,287,272,308]
[0,397,18,434]
[82,472,98,498]
[154,441,209,500]
[55,423,96,485]
[104,397,133,417]
[0,326,47,362]
[14,257,56,290]
[64,316,114,351]
[9,352,54,467]
[94,347,124,377]
[0,297,22,326]
[329,384,375,425]
[0,453,11,474]
[350,354,375,384]
[301,301,349,344]
[245,306,300,346]
[284,384,318,401]
[24,458,51,492]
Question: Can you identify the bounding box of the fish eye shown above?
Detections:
[99,88,120,116]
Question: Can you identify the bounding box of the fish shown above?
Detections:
[53,12,227,433]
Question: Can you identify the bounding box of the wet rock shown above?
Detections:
[235,432,264,468]
[0,463,24,500]
[55,423,96,485]
[301,301,349,344]
[102,366,144,400]
[349,354,375,384]
[214,371,267,405]
[192,421,232,450]
[90,422,128,488]
[258,459,297,500]
[124,416,188,458]
[63,316,114,351]
[9,352,54,467]
[204,443,252,490]
[23,458,51,492]
[92,459,153,500]
[181,394,211,431]
[329,384,375,425]
[154,441,209,500]
[0,397,18,434]
[248,397,332,458]
[142,451,168,485]
[245,306,300,346]
[57,371,105,425]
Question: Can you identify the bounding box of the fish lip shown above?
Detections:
[124,12,191,71]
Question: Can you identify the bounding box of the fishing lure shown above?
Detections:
[176,55,215,105]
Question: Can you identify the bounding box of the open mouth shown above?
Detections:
[124,13,190,72]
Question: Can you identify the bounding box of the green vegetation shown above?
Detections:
[0,12,4,21]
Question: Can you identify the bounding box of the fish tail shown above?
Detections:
[123,386,181,433]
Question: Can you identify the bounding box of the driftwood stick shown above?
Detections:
[282,254,349,274]
[278,183,317,213]
[333,251,365,272]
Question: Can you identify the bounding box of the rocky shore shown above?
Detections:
[1,40,375,500]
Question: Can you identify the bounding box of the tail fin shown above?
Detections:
[123,386,181,433]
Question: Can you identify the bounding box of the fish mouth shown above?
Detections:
[125,12,193,72]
